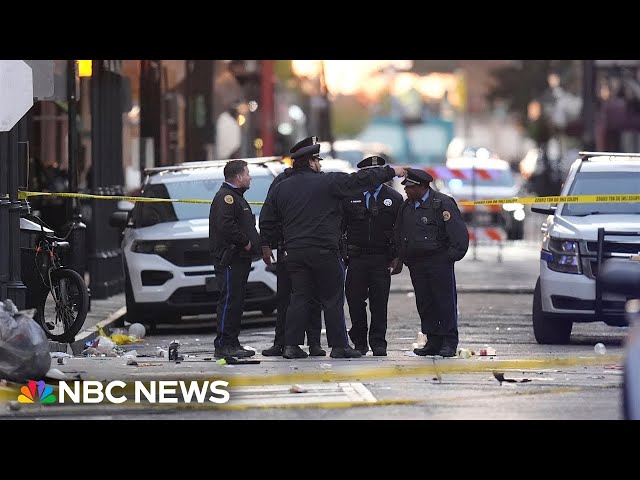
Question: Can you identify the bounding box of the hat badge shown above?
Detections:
[311,136,318,145]
[371,157,378,165]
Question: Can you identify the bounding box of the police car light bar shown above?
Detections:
[579,151,640,160]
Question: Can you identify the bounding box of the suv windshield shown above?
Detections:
[562,171,640,216]
[134,175,273,227]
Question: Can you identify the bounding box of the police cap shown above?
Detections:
[401,168,433,186]
[357,155,386,169]
[290,136,322,160]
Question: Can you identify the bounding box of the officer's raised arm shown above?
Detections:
[328,165,405,199]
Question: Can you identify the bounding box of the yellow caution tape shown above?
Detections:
[458,193,640,206]
[18,190,264,206]
[17,191,640,208]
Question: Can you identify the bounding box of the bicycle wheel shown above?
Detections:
[35,268,89,343]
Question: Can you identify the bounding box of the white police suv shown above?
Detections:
[532,151,640,344]
[111,158,283,330]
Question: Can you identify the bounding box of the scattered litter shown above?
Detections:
[507,327,512,331]
[492,371,530,385]
[123,350,139,358]
[243,346,257,352]
[50,352,72,359]
[589,375,606,379]
[289,384,307,394]
[478,347,497,356]
[126,359,138,366]
[157,349,167,358]
[224,356,260,365]
[82,347,99,356]
[128,323,146,339]
[0,300,51,382]
[168,341,183,361]
[605,364,624,370]
[195,338,200,342]
[456,348,474,359]
[95,336,116,355]
[594,343,607,355]
[318,363,333,369]
[406,292,415,298]
[289,366,299,370]
[44,368,67,380]
[216,358,227,365]
[495,327,500,331]
[8,401,21,411]
[203,357,213,361]
[135,353,156,358]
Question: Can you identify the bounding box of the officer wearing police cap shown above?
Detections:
[341,155,403,356]
[260,136,324,357]
[393,168,469,357]
[260,137,407,359]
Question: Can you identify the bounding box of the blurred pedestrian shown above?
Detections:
[394,168,469,357]
[342,155,403,356]
[209,159,261,358]
[260,136,406,359]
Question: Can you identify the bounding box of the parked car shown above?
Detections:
[436,157,526,240]
[531,151,640,344]
[110,157,284,330]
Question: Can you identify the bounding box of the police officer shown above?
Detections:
[342,155,403,356]
[260,136,406,359]
[394,168,469,357]
[260,137,325,357]
[209,159,262,358]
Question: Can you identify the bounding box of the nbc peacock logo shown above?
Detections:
[18,380,57,404]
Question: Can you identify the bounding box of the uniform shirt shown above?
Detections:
[259,168,292,249]
[342,183,403,252]
[209,182,261,260]
[394,187,469,263]
[415,189,430,209]
[260,165,397,251]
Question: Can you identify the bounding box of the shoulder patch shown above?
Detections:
[224,195,234,205]
[443,210,451,221]
[383,198,393,207]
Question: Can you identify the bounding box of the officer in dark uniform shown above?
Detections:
[209,159,262,358]
[394,168,469,357]
[342,155,403,356]
[260,136,406,359]
[260,137,324,357]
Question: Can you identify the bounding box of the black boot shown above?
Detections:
[330,346,362,358]
[308,344,327,356]
[262,344,283,356]
[283,345,309,359]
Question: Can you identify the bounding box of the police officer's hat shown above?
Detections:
[290,136,322,160]
[357,155,386,169]
[401,168,433,186]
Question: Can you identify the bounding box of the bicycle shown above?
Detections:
[28,214,89,343]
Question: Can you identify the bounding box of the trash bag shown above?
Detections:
[0,299,51,382]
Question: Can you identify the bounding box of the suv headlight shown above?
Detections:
[131,240,170,255]
[541,237,581,274]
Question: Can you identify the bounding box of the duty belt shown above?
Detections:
[348,245,389,255]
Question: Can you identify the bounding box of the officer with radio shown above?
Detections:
[394,168,469,357]
[342,155,403,356]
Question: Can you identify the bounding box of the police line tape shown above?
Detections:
[16,190,640,207]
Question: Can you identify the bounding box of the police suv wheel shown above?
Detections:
[532,278,572,344]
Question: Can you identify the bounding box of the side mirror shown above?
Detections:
[109,211,130,229]
[531,205,557,215]
[600,259,640,297]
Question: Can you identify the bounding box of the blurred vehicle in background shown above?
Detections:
[531,151,640,345]
[436,157,525,240]
[319,140,392,167]
[356,115,454,167]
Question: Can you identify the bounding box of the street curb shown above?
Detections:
[48,306,127,356]
[390,287,534,294]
